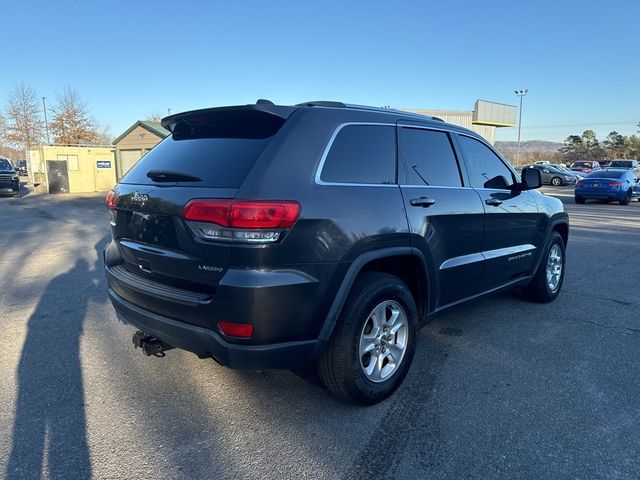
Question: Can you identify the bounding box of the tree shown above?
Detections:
[603,131,625,158]
[146,111,163,122]
[624,135,640,159]
[4,81,44,149]
[92,119,113,145]
[49,87,97,145]
[561,130,604,162]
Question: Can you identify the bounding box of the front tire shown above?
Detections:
[522,232,565,303]
[317,272,418,405]
[551,177,562,186]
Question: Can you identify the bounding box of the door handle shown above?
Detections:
[410,197,436,208]
[485,198,503,206]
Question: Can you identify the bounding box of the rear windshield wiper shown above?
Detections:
[146,170,202,182]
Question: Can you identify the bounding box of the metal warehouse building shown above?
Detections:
[405,100,516,144]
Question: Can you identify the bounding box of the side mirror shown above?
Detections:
[521,168,542,190]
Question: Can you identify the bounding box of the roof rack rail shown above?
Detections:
[295,101,445,123]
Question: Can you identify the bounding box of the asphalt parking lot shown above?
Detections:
[0,186,638,479]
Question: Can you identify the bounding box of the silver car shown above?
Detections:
[525,164,577,186]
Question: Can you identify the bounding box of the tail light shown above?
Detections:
[576,180,584,186]
[217,321,253,338]
[106,190,117,210]
[608,181,621,187]
[106,190,117,224]
[183,199,301,243]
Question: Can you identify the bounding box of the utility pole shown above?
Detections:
[42,97,50,144]
[515,89,528,165]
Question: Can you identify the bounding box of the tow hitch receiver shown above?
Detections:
[133,331,174,357]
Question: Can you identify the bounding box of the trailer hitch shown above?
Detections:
[133,331,174,357]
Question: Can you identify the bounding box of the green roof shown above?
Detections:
[112,120,170,145]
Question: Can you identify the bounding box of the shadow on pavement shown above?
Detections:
[5,237,108,479]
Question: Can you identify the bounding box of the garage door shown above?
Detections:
[119,150,142,179]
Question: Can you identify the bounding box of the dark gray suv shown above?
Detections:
[104,101,568,404]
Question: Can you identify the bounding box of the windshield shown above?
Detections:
[0,159,13,170]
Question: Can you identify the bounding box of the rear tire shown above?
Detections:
[551,177,562,186]
[575,195,585,204]
[522,232,565,303]
[317,272,418,405]
[620,189,632,205]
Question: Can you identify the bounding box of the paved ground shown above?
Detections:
[0,185,639,479]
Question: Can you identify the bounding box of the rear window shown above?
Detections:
[586,170,624,179]
[609,160,633,168]
[120,109,285,188]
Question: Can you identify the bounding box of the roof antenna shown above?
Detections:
[256,99,274,105]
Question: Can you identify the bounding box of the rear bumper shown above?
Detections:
[575,188,625,200]
[108,287,320,369]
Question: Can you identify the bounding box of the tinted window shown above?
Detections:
[400,128,462,187]
[457,135,515,189]
[121,110,285,188]
[586,170,625,179]
[320,125,396,184]
[0,159,12,170]
[609,160,634,168]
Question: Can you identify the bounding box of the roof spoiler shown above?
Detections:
[161,101,296,132]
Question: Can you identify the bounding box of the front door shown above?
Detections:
[455,134,541,292]
[398,125,485,308]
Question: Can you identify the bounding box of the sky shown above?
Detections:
[2,0,639,143]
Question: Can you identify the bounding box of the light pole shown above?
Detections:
[515,89,528,165]
[42,97,50,144]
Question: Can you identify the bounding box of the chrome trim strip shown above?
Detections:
[439,253,485,270]
[440,244,536,270]
[482,244,536,261]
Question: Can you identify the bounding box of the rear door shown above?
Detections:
[455,134,541,292]
[397,125,485,308]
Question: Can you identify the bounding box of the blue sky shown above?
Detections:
[2,0,639,142]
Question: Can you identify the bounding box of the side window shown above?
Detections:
[320,125,396,184]
[457,135,515,189]
[400,128,462,187]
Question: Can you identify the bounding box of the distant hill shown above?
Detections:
[495,140,563,152]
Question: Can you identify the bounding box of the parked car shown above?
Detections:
[524,164,577,186]
[606,159,639,176]
[16,160,28,176]
[104,100,569,404]
[0,158,20,197]
[575,168,640,205]
[554,164,585,179]
[571,161,602,174]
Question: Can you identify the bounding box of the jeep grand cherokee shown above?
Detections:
[104,100,568,404]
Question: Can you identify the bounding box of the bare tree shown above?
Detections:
[92,118,113,145]
[146,111,163,122]
[49,87,97,145]
[4,81,44,149]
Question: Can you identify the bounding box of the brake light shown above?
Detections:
[183,199,301,243]
[576,180,584,186]
[106,190,117,210]
[184,200,300,229]
[608,181,621,187]
[217,321,253,338]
